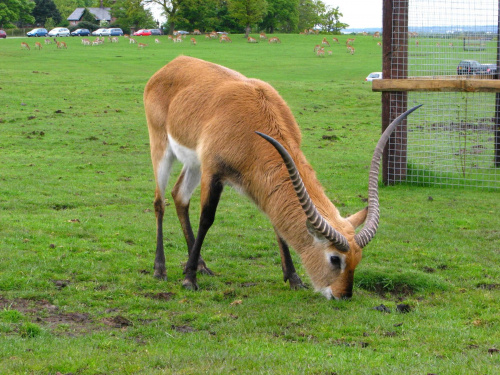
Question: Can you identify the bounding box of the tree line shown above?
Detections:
[0,0,348,36]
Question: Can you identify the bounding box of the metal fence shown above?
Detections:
[380,0,500,189]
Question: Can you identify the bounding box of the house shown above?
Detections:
[67,8,116,26]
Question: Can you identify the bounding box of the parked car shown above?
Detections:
[92,28,109,36]
[0,30,6,39]
[108,28,123,36]
[149,29,162,35]
[133,29,151,36]
[71,28,91,37]
[48,27,70,37]
[457,60,497,75]
[365,72,382,81]
[175,30,189,35]
[27,28,48,37]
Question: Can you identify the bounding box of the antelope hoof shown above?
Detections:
[288,273,308,290]
[154,266,167,280]
[182,278,199,291]
[197,261,214,276]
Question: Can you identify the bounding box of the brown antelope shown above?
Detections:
[268,37,281,43]
[347,45,355,54]
[34,42,42,50]
[247,37,257,43]
[373,31,380,38]
[112,37,119,43]
[21,42,30,50]
[346,38,355,45]
[313,44,321,52]
[143,56,421,300]
[377,41,382,47]
[332,37,339,44]
[316,47,325,57]
[327,50,333,56]
[190,38,197,45]
[219,34,231,43]
[321,37,330,47]
[82,38,91,45]
[193,29,201,35]
[155,38,160,43]
[138,43,148,49]
[260,32,267,39]
[44,38,52,44]
[57,41,67,49]
[129,37,137,44]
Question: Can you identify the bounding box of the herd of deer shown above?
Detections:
[20,38,67,50]
[311,32,381,57]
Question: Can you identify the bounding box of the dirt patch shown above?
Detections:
[372,283,415,299]
[102,315,133,328]
[476,283,500,290]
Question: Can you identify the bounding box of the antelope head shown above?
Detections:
[257,105,421,299]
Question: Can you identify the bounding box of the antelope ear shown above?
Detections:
[347,207,368,229]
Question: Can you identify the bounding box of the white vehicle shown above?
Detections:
[365,72,382,81]
[92,28,109,36]
[47,27,70,37]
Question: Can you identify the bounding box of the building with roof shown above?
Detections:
[67,8,116,26]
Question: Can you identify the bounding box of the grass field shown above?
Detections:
[0,34,499,374]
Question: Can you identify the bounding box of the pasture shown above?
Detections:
[0,34,499,374]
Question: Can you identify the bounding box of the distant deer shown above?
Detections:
[260,32,267,39]
[34,42,42,50]
[57,41,67,49]
[138,43,148,49]
[247,37,257,43]
[321,37,330,47]
[44,38,52,44]
[155,38,160,44]
[268,37,281,43]
[129,38,137,44]
[316,47,325,57]
[332,37,339,44]
[21,42,30,50]
[190,38,197,45]
[347,45,355,54]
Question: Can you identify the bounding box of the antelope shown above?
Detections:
[143,56,421,300]
[373,31,380,38]
[193,29,201,35]
[138,43,148,49]
[377,41,382,47]
[44,38,52,44]
[155,38,160,43]
[247,37,257,43]
[260,32,267,39]
[82,38,91,45]
[327,50,333,56]
[332,37,339,44]
[347,45,355,54]
[190,38,197,45]
[346,38,355,45]
[174,36,182,43]
[219,34,231,43]
[112,37,119,43]
[21,42,30,50]
[57,41,67,49]
[34,42,42,50]
[316,47,325,57]
[313,44,321,52]
[129,37,137,44]
[268,37,281,43]
[321,37,330,47]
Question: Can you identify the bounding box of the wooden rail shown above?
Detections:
[373,78,500,93]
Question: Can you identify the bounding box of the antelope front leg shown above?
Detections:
[171,168,214,275]
[276,231,306,289]
[153,190,167,280]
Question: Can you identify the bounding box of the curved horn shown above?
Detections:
[256,132,350,252]
[355,104,423,248]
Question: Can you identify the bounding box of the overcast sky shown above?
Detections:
[149,1,383,30]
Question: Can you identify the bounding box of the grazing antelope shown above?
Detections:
[373,31,380,38]
[247,37,257,43]
[268,37,281,43]
[316,47,325,57]
[193,29,201,35]
[173,35,183,43]
[21,42,30,50]
[143,56,421,300]
[347,45,355,54]
[34,42,42,50]
[44,38,52,44]
[82,38,91,45]
[190,38,197,45]
[377,41,382,47]
[155,38,160,44]
[327,50,333,56]
[219,34,231,43]
[260,32,267,39]
[112,37,119,43]
[321,37,330,47]
[332,37,339,44]
[313,44,321,52]
[138,43,148,49]
[57,41,67,49]
[129,37,137,44]
[346,38,355,45]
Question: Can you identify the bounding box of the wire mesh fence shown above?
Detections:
[384,0,500,189]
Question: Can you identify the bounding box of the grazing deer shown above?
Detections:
[260,32,267,39]
[44,38,52,44]
[111,37,119,43]
[332,37,339,44]
[321,37,330,47]
[82,38,90,45]
[193,29,201,35]
[34,42,42,50]
[129,37,137,44]
[327,50,333,56]
[190,38,196,45]
[155,38,160,44]
[377,41,382,47]
[21,42,30,50]
[219,34,231,43]
[268,37,281,43]
[247,37,257,43]
[346,38,355,45]
[347,45,355,54]
[316,47,325,57]
[57,41,67,49]
[138,43,148,49]
[313,44,321,52]
[373,31,380,38]
[143,56,421,299]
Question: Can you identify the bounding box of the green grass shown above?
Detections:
[0,34,499,374]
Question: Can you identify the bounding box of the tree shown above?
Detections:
[228,0,267,37]
[0,0,35,28]
[33,0,63,26]
[318,5,348,34]
[111,0,156,30]
[176,0,217,32]
[297,0,323,32]
[259,0,298,33]
[142,0,184,35]
[52,0,93,20]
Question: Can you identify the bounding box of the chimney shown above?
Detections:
[100,0,103,9]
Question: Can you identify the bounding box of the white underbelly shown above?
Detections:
[168,135,200,168]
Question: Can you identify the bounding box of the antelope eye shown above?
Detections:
[330,255,341,268]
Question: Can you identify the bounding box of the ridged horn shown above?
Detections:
[256,132,350,252]
[355,104,423,248]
